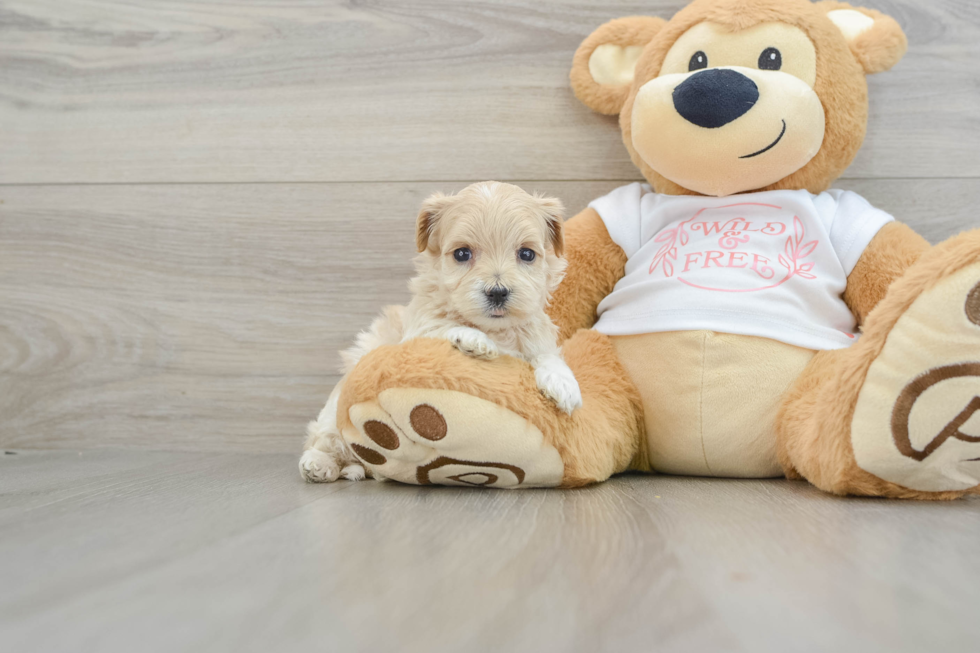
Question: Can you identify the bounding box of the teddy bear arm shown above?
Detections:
[547,207,628,342]
[843,221,930,326]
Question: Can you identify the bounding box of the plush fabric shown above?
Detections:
[571,17,667,116]
[817,2,908,74]
[617,0,870,197]
[339,0,980,499]
[338,332,645,487]
[777,230,980,499]
[842,222,930,324]
[345,387,566,488]
[546,208,627,342]
[612,330,814,477]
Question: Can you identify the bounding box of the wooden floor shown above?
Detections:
[3,2,980,650]
[1,450,978,653]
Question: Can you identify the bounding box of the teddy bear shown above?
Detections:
[332,0,980,499]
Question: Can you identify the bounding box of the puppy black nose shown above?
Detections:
[672,69,759,129]
[486,286,509,305]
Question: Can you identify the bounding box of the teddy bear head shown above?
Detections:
[571,0,907,197]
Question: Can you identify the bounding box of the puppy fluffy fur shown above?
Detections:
[300,182,580,483]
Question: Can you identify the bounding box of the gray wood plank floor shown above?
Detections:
[3,2,980,649]
[1,450,978,653]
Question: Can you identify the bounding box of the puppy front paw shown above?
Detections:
[340,463,367,481]
[300,449,371,483]
[446,326,499,360]
[534,356,582,415]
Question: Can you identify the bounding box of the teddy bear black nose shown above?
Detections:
[672,69,760,129]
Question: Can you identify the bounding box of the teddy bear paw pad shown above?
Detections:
[342,389,564,488]
[852,263,980,492]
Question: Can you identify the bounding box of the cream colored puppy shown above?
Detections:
[300,181,581,483]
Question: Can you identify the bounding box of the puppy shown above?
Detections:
[300,181,581,483]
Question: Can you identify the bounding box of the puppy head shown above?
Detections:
[415,181,567,330]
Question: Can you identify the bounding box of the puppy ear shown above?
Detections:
[534,194,565,257]
[819,2,908,74]
[570,16,666,116]
[416,192,454,253]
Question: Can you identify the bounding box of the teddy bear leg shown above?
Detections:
[336,330,645,488]
[777,230,980,499]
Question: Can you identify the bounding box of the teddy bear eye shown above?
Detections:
[688,51,708,72]
[759,47,782,71]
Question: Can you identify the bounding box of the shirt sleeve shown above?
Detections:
[823,190,896,276]
[587,183,648,258]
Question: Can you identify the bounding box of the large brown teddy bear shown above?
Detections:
[335,0,980,498]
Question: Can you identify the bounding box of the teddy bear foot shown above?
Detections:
[851,261,980,493]
[342,388,565,488]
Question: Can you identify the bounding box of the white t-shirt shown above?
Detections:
[588,183,895,351]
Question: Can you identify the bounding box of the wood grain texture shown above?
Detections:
[0,181,623,452]
[1,451,978,653]
[3,3,979,648]
[2,179,977,453]
[1,0,979,184]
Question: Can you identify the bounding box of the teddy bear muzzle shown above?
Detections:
[630,66,826,198]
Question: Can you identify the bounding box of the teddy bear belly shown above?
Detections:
[610,330,815,478]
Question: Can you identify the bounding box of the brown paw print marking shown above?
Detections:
[410,404,447,441]
[364,420,399,450]
[350,443,386,466]
[891,363,980,461]
[448,473,499,486]
[967,281,980,326]
[416,456,525,486]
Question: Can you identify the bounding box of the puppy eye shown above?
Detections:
[518,248,536,263]
[453,247,472,263]
[689,51,708,71]
[759,47,782,71]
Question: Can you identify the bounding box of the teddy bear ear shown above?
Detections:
[819,2,908,75]
[570,16,667,116]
